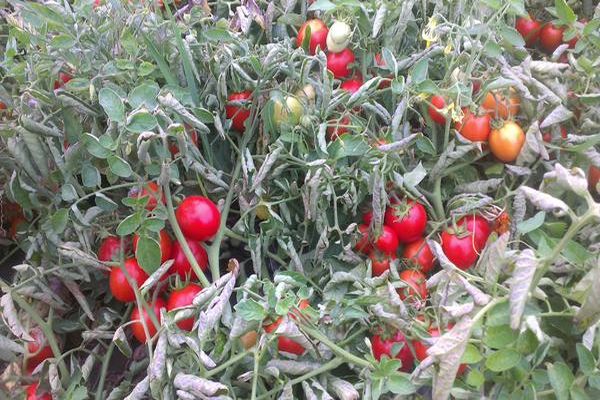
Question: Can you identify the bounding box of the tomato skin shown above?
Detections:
[176,196,221,241]
[589,166,600,196]
[398,269,427,301]
[327,48,355,79]
[489,121,525,163]
[540,23,565,53]
[109,259,149,303]
[375,225,400,255]
[131,298,166,343]
[327,115,351,141]
[272,96,304,127]
[340,78,363,94]
[371,331,414,372]
[226,91,252,133]
[98,236,129,263]
[402,238,435,273]
[440,216,490,270]
[53,72,72,90]
[413,326,467,375]
[384,200,428,244]
[428,95,446,125]
[481,89,520,119]
[297,19,328,55]
[24,328,54,375]
[369,250,396,277]
[516,16,542,46]
[455,109,491,142]
[26,382,52,400]
[133,230,173,264]
[167,283,203,331]
[461,215,491,250]
[170,239,209,279]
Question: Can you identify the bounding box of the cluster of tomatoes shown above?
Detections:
[354,197,492,372]
[515,14,585,56]
[99,186,220,342]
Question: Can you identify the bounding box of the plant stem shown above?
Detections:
[206,350,252,377]
[302,326,373,369]
[250,346,262,400]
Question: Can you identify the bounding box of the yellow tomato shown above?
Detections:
[272,96,304,128]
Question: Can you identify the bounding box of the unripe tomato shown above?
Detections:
[371,331,414,372]
[24,328,54,375]
[384,200,428,244]
[272,96,304,128]
[226,91,252,133]
[589,166,600,196]
[440,216,490,270]
[98,236,129,262]
[402,238,435,273]
[489,121,525,163]
[133,230,173,264]
[481,88,520,119]
[413,326,467,375]
[167,283,203,331]
[295,84,316,102]
[340,78,363,94]
[53,72,72,90]
[398,269,427,301]
[455,109,491,142]
[26,382,51,400]
[109,259,149,303]
[516,16,542,46]
[128,182,164,211]
[130,298,166,343]
[428,95,446,125]
[369,250,396,277]
[326,20,352,53]
[327,48,355,79]
[296,19,328,55]
[327,115,351,141]
[540,23,565,53]
[170,239,208,279]
[175,196,221,241]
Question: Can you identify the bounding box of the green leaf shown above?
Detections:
[500,25,525,47]
[116,214,141,236]
[83,134,111,158]
[95,193,118,212]
[416,136,436,155]
[485,349,521,372]
[462,344,483,364]
[330,134,370,158]
[235,299,267,321]
[484,41,502,58]
[51,209,69,234]
[410,59,428,84]
[128,82,160,109]
[202,28,233,42]
[466,369,485,388]
[81,163,100,188]
[576,344,596,376]
[107,155,133,178]
[51,34,76,49]
[547,362,575,400]
[570,386,591,400]
[98,88,125,123]
[142,218,165,233]
[483,325,518,348]
[555,0,576,24]
[517,211,546,234]
[137,61,155,77]
[126,110,157,133]
[61,184,78,202]
[387,373,416,395]
[136,235,161,274]
[307,0,336,11]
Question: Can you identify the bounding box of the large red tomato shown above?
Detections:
[170,239,209,279]
[539,23,565,53]
[402,238,435,273]
[296,19,329,55]
[460,215,491,250]
[98,236,129,262]
[413,326,467,375]
[340,78,363,94]
[516,16,542,46]
[455,109,491,142]
[440,216,490,270]
[384,200,428,243]
[53,72,72,90]
[175,196,221,241]
[428,95,446,125]
[327,115,352,141]
[371,331,414,372]
[131,298,166,343]
[327,48,355,79]
[24,328,54,375]
[589,166,600,196]
[167,283,203,331]
[109,259,149,303]
[369,250,396,277]
[226,91,252,133]
[133,230,173,264]
[398,269,427,301]
[25,382,51,400]
[128,182,164,211]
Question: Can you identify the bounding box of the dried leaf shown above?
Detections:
[509,249,537,329]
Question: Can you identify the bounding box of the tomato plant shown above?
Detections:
[539,23,565,53]
[402,238,435,273]
[398,269,427,301]
[167,283,203,331]
[133,230,173,263]
[25,383,51,400]
[170,239,208,278]
[369,250,396,276]
[455,109,491,142]
[440,216,490,270]
[481,89,520,119]
[428,95,447,125]
[371,331,414,372]
[340,78,363,94]
[24,328,53,375]
[516,16,542,46]
[98,236,129,262]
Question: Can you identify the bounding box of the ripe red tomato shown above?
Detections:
[402,238,435,273]
[131,298,166,343]
[128,182,164,211]
[354,224,373,254]
[296,19,328,55]
[225,91,252,133]
[567,20,587,48]
[413,326,467,375]
[169,126,199,156]
[539,23,565,53]
[53,72,72,90]
[362,210,373,225]
[170,239,208,279]
[589,166,600,196]
[98,236,129,262]
[455,109,491,142]
[264,300,310,355]
[0,102,6,110]
[371,331,414,372]
[167,283,203,331]
[340,78,363,94]
[375,225,400,255]
[489,121,525,163]
[398,269,427,301]
[440,216,490,270]
[516,16,542,46]
[133,230,173,264]
[327,48,355,79]
[369,250,396,277]
[109,259,149,303]
[25,382,51,400]
[384,200,428,244]
[461,215,491,250]
[428,95,446,125]
[24,328,54,375]
[175,196,221,241]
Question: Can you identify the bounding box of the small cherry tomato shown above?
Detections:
[170,239,208,279]
[455,109,491,142]
[369,250,396,277]
[25,382,52,400]
[398,269,427,301]
[133,230,173,264]
[176,196,221,242]
[109,259,149,303]
[481,88,520,119]
[131,298,166,343]
[402,238,435,273]
[53,72,72,90]
[24,328,54,375]
[340,78,363,94]
[489,120,525,163]
[297,19,328,55]
[384,200,428,244]
[516,16,542,46]
[272,95,304,128]
[371,331,414,372]
[98,236,129,263]
[128,182,164,211]
[167,283,203,331]
[539,23,565,53]
[440,216,490,270]
[428,95,446,125]
[354,224,373,254]
[226,91,252,133]
[327,48,355,79]
[327,115,352,141]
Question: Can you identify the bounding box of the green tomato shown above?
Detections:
[272,96,304,128]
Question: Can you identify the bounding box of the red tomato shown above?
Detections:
[369,250,396,277]
[375,225,400,255]
[128,182,164,211]
[264,300,310,355]
[340,78,363,94]
[362,210,373,225]
[413,326,467,375]
[25,382,51,400]
[327,115,351,141]
[398,269,427,301]
[169,126,199,156]
[327,48,355,79]
[130,298,166,343]
[170,239,208,279]
[539,23,565,53]
[167,283,203,331]
[354,224,373,254]
[133,230,173,264]
[402,238,435,273]
[296,19,328,55]
[384,200,428,244]
[440,216,490,270]
[428,95,446,125]
[455,109,491,142]
[225,91,252,133]
[53,72,72,90]
[175,196,221,241]
[98,236,129,263]
[8,215,26,239]
[371,331,414,372]
[589,166,600,196]
[461,215,491,250]
[568,20,587,48]
[516,16,542,46]
[24,328,54,375]
[109,259,149,303]
[0,102,6,110]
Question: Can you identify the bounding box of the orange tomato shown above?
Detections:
[482,88,520,119]
[455,109,491,142]
[489,121,525,163]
